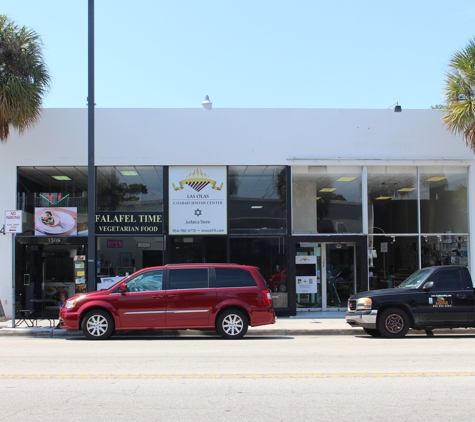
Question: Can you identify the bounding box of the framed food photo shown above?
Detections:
[120,253,132,267]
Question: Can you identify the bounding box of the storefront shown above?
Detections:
[1,108,474,318]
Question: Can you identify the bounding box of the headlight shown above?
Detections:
[65,296,84,309]
[356,297,372,310]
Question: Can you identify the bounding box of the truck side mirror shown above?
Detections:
[423,281,434,290]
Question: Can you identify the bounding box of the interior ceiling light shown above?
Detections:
[251,205,263,209]
[336,176,356,182]
[425,176,447,182]
[397,187,416,192]
[319,187,337,192]
[120,170,139,176]
[52,175,71,181]
[375,196,392,200]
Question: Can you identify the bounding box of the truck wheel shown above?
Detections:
[81,309,114,340]
[377,308,410,338]
[216,309,248,339]
[363,328,382,337]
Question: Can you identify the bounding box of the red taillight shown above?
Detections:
[262,289,272,306]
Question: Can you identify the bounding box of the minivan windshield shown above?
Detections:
[397,268,431,289]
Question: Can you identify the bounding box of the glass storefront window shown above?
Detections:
[230,237,287,308]
[96,166,164,212]
[368,166,418,234]
[228,166,287,235]
[368,236,419,290]
[420,166,468,234]
[97,236,164,281]
[421,235,469,267]
[292,166,362,234]
[17,166,89,235]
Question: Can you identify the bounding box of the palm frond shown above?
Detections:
[0,14,50,142]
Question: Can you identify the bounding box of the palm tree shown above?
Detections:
[0,15,51,142]
[443,38,475,151]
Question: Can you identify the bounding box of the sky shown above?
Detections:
[3,0,475,110]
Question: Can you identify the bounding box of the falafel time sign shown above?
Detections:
[169,167,227,235]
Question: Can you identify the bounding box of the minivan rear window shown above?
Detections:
[216,268,257,288]
[168,268,209,289]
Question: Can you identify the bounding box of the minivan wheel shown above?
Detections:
[377,308,410,338]
[216,309,248,339]
[81,309,114,340]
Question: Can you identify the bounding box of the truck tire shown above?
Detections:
[377,308,410,338]
[363,328,382,337]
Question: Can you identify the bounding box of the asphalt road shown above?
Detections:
[2,334,475,421]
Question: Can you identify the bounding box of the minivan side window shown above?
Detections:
[216,268,257,288]
[127,270,163,292]
[168,268,209,289]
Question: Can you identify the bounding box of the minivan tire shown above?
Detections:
[81,309,115,340]
[216,309,248,339]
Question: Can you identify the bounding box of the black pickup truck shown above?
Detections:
[346,265,475,338]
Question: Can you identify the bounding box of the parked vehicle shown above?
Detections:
[346,265,475,338]
[60,264,275,340]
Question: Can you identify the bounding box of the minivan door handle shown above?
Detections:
[152,295,164,299]
[166,294,179,299]
[456,293,466,299]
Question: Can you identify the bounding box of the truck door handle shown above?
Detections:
[456,293,466,299]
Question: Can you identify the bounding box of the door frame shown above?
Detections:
[288,235,367,316]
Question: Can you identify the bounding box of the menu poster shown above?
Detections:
[74,255,87,294]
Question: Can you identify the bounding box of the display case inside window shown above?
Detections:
[421,235,468,267]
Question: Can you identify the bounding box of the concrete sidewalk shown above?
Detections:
[1,311,474,338]
[0,311,356,338]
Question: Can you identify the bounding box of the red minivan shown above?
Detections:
[60,264,275,340]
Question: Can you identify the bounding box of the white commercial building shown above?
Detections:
[0,108,472,319]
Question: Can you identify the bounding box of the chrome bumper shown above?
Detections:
[345,310,378,329]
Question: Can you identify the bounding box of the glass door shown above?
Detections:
[325,243,355,309]
[296,243,322,309]
[296,242,356,311]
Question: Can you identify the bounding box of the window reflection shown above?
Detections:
[96,166,163,212]
[368,166,417,234]
[420,166,468,233]
[292,166,362,234]
[228,166,286,235]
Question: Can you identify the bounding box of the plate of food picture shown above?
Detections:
[36,209,75,234]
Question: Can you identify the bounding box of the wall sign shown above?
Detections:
[169,166,227,235]
[5,210,23,233]
[95,212,163,234]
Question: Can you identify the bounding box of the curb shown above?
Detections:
[1,326,474,338]
[0,327,357,338]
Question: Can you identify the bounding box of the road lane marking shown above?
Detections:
[1,372,475,379]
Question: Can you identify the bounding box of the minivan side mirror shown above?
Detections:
[423,281,434,290]
[119,284,129,294]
